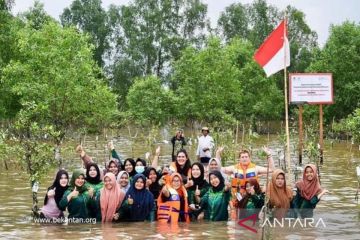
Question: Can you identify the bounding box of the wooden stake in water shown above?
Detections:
[298,105,303,165]
[235,121,239,160]
[283,17,291,183]
[319,104,324,164]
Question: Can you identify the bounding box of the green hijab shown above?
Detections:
[69,170,88,193]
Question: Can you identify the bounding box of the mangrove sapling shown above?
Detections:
[12,108,57,217]
[0,130,10,170]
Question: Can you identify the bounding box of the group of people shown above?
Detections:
[39,127,328,224]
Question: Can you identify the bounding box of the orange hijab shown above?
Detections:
[267,169,293,218]
[100,172,125,222]
[296,164,321,200]
[169,173,187,198]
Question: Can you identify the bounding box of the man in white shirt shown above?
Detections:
[196,127,214,165]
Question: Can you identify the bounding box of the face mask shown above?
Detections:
[135,166,145,174]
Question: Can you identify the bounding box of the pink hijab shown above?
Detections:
[296,164,321,200]
[100,172,125,222]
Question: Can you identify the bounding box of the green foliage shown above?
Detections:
[172,37,282,124]
[0,129,9,166]
[303,120,320,164]
[172,37,242,123]
[308,21,360,121]
[211,128,237,165]
[0,0,14,11]
[217,0,280,47]
[61,0,111,67]
[217,2,249,42]
[0,5,23,119]
[12,104,57,182]
[2,21,118,141]
[19,0,54,30]
[108,0,207,106]
[126,75,175,125]
[217,1,318,74]
[332,108,360,143]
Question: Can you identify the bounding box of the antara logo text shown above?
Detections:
[237,214,326,233]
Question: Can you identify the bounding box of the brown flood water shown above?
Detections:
[1,131,360,239]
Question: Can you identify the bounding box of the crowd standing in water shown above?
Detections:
[39,127,329,224]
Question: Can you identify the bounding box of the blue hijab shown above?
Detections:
[124,174,154,221]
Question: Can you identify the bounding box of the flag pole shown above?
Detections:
[283,15,292,183]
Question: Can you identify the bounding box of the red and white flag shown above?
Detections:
[254,20,290,77]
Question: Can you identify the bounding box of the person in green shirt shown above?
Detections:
[195,170,231,221]
[186,162,209,220]
[85,163,104,192]
[236,179,264,219]
[293,164,329,218]
[85,163,104,219]
[59,170,91,220]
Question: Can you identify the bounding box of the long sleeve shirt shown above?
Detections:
[196,135,214,158]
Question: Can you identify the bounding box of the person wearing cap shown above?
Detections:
[196,127,214,166]
[171,129,187,162]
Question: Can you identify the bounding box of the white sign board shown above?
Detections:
[289,73,333,104]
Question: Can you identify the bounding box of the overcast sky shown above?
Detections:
[12,0,360,47]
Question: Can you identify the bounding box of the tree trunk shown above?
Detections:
[55,143,62,169]
[4,159,8,170]
[31,180,40,218]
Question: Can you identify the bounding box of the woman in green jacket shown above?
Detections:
[196,170,231,221]
[186,162,209,220]
[293,164,328,218]
[59,170,90,220]
[236,179,264,219]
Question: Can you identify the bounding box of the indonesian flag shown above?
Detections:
[254,20,290,77]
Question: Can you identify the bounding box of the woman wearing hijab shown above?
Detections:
[157,173,190,223]
[197,170,231,221]
[267,169,293,219]
[89,172,125,222]
[85,163,104,191]
[144,167,162,221]
[135,158,147,174]
[59,170,90,220]
[40,170,69,220]
[85,163,104,219]
[293,164,329,218]
[117,170,131,193]
[206,147,228,184]
[118,174,154,221]
[186,163,209,220]
[236,179,264,219]
[123,158,137,180]
[105,159,121,179]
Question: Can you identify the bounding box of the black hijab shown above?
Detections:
[86,163,102,184]
[209,170,225,192]
[135,158,147,167]
[144,167,162,199]
[44,169,69,209]
[188,162,208,191]
[124,158,136,177]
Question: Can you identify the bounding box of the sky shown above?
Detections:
[11,0,360,47]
